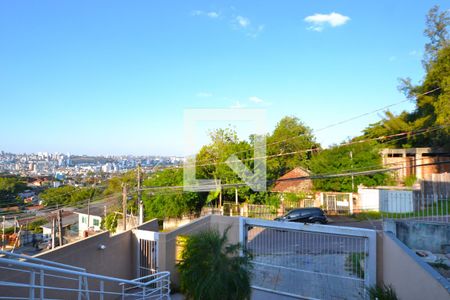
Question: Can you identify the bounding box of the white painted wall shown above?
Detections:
[358,188,414,212]
[358,188,380,211]
[77,213,102,235]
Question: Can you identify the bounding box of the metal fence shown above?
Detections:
[246,204,278,220]
[240,218,376,300]
[381,192,450,223]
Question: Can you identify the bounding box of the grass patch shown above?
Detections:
[346,252,365,278]
[382,199,450,219]
[351,211,382,221]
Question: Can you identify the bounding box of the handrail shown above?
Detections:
[0,257,168,288]
[0,250,85,272]
[129,271,170,283]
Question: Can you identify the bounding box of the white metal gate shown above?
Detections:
[240,218,376,299]
[135,230,159,278]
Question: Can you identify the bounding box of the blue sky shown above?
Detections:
[0,1,448,156]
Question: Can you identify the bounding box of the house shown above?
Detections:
[271,167,314,193]
[74,206,105,236]
[380,147,450,181]
[40,211,78,241]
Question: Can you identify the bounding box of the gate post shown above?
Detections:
[239,217,246,256]
[366,230,377,289]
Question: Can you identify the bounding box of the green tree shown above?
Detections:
[309,142,388,192]
[362,6,450,148]
[266,116,319,182]
[102,212,119,233]
[0,176,27,203]
[177,228,252,300]
[142,168,206,219]
[195,128,254,203]
[39,186,96,207]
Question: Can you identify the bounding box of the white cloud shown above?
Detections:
[304,12,350,32]
[249,96,264,103]
[409,50,422,57]
[248,96,271,107]
[236,16,250,28]
[196,92,213,98]
[230,101,246,109]
[192,10,220,19]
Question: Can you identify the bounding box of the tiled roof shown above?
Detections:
[271,167,313,193]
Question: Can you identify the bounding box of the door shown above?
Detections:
[134,230,159,278]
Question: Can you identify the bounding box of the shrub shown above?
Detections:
[177,228,252,300]
[368,284,398,300]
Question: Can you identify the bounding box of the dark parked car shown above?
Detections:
[275,208,328,224]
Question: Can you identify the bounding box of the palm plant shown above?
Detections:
[177,227,253,300]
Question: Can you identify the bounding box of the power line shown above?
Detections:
[139,160,450,193]
[187,87,442,166]
[161,124,449,170]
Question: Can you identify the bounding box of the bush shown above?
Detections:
[177,228,253,300]
[404,175,417,187]
[102,213,118,233]
[368,284,398,300]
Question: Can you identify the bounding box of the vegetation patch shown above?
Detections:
[346,252,365,278]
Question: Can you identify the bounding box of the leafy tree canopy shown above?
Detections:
[39,186,96,207]
[0,176,27,204]
[142,168,206,219]
[267,116,319,182]
[362,6,450,148]
[309,142,389,192]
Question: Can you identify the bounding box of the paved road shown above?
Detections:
[328,215,382,230]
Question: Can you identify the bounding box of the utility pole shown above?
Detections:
[350,151,355,191]
[235,188,238,205]
[219,187,222,208]
[58,210,63,247]
[13,216,17,235]
[2,216,5,251]
[87,184,96,232]
[137,164,144,225]
[51,217,56,249]
[122,183,127,231]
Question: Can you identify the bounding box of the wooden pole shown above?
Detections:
[2,216,5,251]
[58,210,63,247]
[122,184,127,231]
[137,164,144,225]
[51,217,56,249]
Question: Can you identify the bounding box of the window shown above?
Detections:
[82,216,87,224]
[93,218,100,227]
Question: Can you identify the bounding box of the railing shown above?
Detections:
[0,251,170,299]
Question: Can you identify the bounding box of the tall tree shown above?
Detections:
[362,6,450,148]
[142,168,206,219]
[309,142,389,192]
[266,116,319,181]
[195,128,253,202]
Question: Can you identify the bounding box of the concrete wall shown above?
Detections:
[380,232,450,300]
[0,230,135,299]
[157,215,240,288]
[392,220,450,253]
[136,218,159,231]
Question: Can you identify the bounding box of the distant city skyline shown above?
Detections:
[1,1,448,156]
